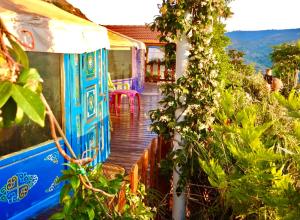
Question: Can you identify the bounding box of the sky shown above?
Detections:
[67,0,300,31]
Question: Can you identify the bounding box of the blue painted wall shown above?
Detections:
[0,49,110,219]
[0,141,65,219]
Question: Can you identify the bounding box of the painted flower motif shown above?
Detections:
[44,152,59,164]
[0,173,38,204]
[45,176,60,193]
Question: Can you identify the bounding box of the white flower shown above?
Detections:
[198,62,203,69]
[210,69,218,77]
[168,101,174,106]
[160,115,170,122]
[179,95,186,105]
[175,126,181,131]
[203,38,211,45]
[174,88,181,95]
[245,92,252,101]
[182,127,189,133]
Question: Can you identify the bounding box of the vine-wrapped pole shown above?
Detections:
[173,31,190,220]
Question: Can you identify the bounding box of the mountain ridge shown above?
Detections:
[226,28,300,70]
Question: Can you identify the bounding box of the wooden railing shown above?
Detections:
[112,136,172,217]
[129,136,172,192]
[145,62,175,83]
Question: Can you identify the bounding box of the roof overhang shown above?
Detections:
[107,29,146,50]
[0,0,110,53]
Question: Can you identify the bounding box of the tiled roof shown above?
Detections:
[104,25,164,45]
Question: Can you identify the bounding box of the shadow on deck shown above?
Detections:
[106,83,160,173]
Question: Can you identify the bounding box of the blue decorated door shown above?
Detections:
[64,49,110,165]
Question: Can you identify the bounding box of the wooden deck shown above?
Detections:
[106,83,161,173]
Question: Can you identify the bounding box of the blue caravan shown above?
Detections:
[0,0,111,219]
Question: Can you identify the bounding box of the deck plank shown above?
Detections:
[105,83,160,173]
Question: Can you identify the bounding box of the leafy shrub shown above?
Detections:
[51,163,155,220]
[195,69,300,219]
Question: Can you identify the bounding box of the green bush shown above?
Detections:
[195,69,300,219]
[51,163,155,220]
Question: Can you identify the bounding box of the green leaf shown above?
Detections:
[1,98,17,127]
[11,84,45,127]
[49,212,65,220]
[70,176,80,191]
[8,37,29,69]
[18,68,42,85]
[63,162,79,171]
[15,107,24,124]
[98,175,108,187]
[60,184,71,203]
[86,207,95,220]
[0,81,13,108]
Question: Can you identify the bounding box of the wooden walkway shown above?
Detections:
[106,83,161,173]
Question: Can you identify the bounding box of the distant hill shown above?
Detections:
[226,28,300,70]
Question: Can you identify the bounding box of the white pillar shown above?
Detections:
[172,35,189,220]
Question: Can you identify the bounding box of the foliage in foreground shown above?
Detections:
[197,75,300,219]
[0,19,45,128]
[51,163,155,220]
[149,0,300,219]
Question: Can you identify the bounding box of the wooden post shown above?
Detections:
[157,59,161,81]
[150,63,154,82]
[164,68,168,81]
[130,164,139,193]
[117,183,126,212]
[149,138,158,188]
[141,149,149,186]
[171,67,175,82]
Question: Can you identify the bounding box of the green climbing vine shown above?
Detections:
[149,0,232,189]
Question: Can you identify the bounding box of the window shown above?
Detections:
[108,49,132,80]
[0,52,62,157]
